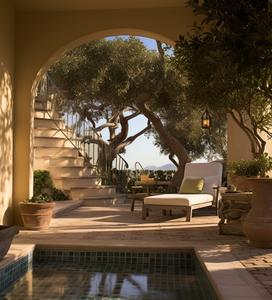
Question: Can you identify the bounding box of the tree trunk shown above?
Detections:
[136,93,191,190]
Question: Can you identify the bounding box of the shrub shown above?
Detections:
[33,170,70,201]
[227,153,272,177]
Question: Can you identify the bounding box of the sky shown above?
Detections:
[102,36,172,169]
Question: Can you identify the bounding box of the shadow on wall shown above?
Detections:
[0,62,13,225]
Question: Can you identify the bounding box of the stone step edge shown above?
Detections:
[35,136,67,140]
[34,146,84,151]
[34,127,61,131]
[52,200,83,218]
[35,117,62,121]
[35,136,81,142]
[81,196,117,200]
[47,166,94,169]
[69,185,116,190]
[35,108,51,112]
[54,176,101,180]
[35,156,84,160]
[34,146,77,149]
[81,194,128,200]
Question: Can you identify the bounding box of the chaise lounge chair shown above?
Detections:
[142,162,222,222]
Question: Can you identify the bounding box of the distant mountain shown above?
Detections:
[144,163,177,171]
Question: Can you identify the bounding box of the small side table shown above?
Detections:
[218,192,252,236]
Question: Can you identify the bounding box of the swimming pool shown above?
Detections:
[0,249,219,300]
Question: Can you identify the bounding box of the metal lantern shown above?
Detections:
[201,108,212,129]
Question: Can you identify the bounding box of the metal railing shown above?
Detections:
[36,73,128,192]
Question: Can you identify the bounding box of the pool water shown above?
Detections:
[0,251,217,300]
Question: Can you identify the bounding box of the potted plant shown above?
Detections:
[19,194,55,230]
[227,153,272,191]
[18,170,70,229]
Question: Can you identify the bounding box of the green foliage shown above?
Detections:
[227,153,272,177]
[48,37,162,111]
[126,169,176,193]
[33,170,70,201]
[33,170,53,196]
[50,187,70,201]
[175,0,272,158]
[24,194,53,203]
[48,36,227,163]
[102,169,127,193]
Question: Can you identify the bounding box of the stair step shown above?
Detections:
[70,185,116,200]
[35,137,74,147]
[53,176,101,189]
[34,127,74,138]
[52,200,83,217]
[35,126,61,131]
[54,176,100,179]
[48,166,97,177]
[34,128,66,138]
[34,98,109,200]
[34,101,44,110]
[35,108,48,112]
[70,185,115,190]
[44,157,85,167]
[34,118,65,129]
[34,147,79,157]
[81,195,127,206]
[34,111,51,119]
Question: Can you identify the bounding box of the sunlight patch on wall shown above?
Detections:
[0,62,13,225]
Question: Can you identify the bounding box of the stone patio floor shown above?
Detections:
[2,200,272,300]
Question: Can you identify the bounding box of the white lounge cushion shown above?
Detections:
[201,175,220,195]
[144,193,213,206]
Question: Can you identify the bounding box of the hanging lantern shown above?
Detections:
[201,108,212,129]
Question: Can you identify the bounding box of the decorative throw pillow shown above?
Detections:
[179,177,204,194]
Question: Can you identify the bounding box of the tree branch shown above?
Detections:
[136,92,191,188]
[124,110,141,121]
[116,120,151,150]
[94,123,119,132]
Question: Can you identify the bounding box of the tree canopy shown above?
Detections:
[175,0,272,158]
[48,36,227,188]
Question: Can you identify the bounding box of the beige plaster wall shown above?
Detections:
[0,0,15,225]
[227,114,272,163]
[227,115,253,163]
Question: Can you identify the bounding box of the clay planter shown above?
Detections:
[231,175,254,192]
[0,226,20,260]
[19,202,55,230]
[243,178,272,248]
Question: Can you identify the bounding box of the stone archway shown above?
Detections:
[13,26,178,225]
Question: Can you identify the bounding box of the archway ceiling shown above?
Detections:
[10,0,187,11]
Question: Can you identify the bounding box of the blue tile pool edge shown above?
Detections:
[0,251,33,294]
[194,250,224,300]
[0,248,221,300]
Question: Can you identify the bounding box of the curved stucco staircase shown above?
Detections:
[33,99,127,206]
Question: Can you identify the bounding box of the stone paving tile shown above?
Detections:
[7,203,272,299]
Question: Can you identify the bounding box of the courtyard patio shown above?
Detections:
[2,200,272,300]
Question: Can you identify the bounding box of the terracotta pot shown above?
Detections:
[231,175,254,192]
[0,226,20,260]
[19,202,55,230]
[243,178,272,248]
